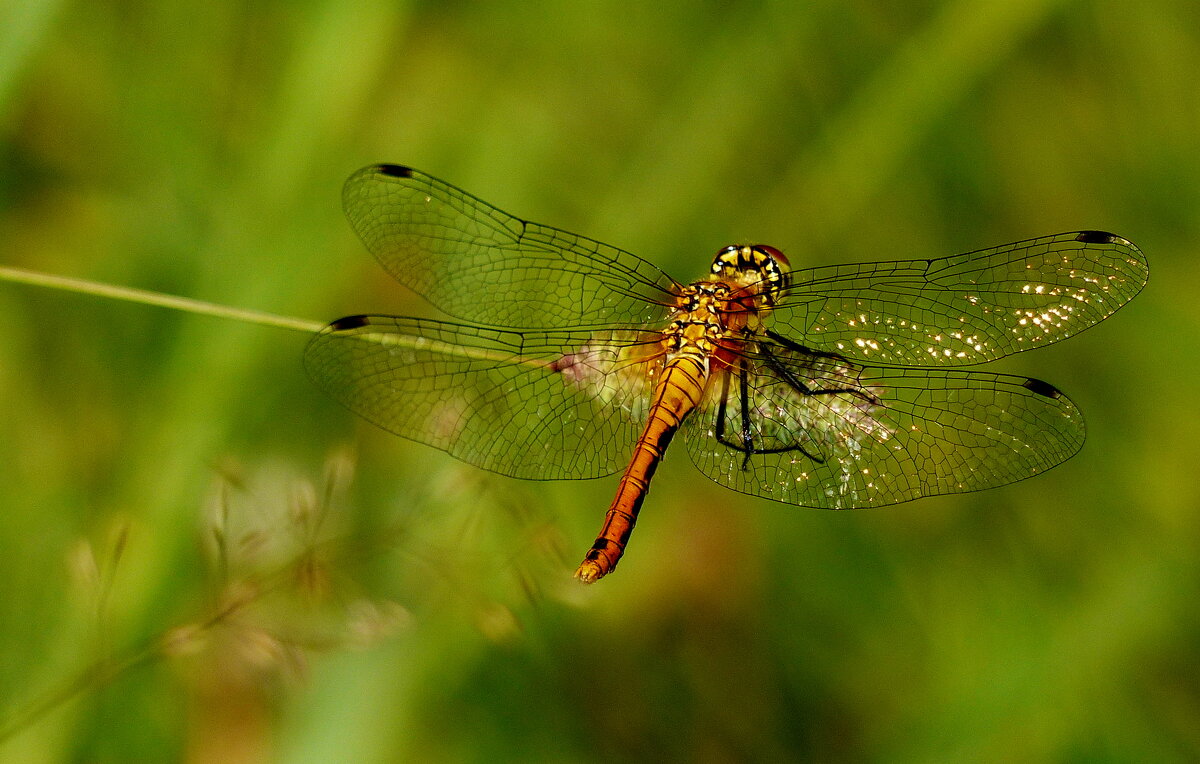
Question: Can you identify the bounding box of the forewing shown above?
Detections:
[304,316,660,480]
[772,231,1148,365]
[342,165,681,329]
[684,343,1085,508]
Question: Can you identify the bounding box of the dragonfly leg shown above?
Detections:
[759,341,878,405]
[712,422,827,464]
[712,358,827,467]
[737,358,753,468]
[765,329,854,362]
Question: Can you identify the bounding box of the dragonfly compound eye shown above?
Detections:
[708,245,792,308]
[710,245,741,275]
[752,244,790,271]
[748,245,792,306]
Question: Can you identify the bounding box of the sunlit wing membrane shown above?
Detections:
[304,315,663,480]
[772,231,1148,366]
[342,165,681,329]
[685,344,1085,508]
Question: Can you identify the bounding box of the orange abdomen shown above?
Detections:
[575,354,709,583]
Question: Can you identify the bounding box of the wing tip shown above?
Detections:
[1073,230,1148,289]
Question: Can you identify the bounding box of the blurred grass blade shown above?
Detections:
[0,265,324,333]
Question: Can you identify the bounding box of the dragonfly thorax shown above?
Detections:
[709,244,791,308]
[666,283,727,357]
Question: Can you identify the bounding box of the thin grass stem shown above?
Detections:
[0,265,326,334]
[0,265,558,368]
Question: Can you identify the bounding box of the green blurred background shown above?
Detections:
[1,1,1196,761]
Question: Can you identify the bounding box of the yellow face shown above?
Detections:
[708,244,791,308]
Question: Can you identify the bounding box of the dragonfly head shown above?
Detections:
[710,244,791,308]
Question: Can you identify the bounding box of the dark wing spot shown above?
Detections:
[1022,377,1063,399]
[1075,230,1118,244]
[376,164,415,178]
[329,315,372,332]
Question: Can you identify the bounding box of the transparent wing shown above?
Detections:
[342,165,681,329]
[684,341,1085,508]
[771,231,1148,366]
[304,315,664,479]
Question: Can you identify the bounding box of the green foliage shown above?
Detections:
[1,0,1197,760]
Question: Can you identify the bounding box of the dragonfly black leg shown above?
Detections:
[765,330,854,362]
[737,358,755,469]
[713,356,826,467]
[759,340,878,405]
[713,368,736,448]
[712,333,888,468]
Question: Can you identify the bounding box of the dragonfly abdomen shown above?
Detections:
[575,353,710,583]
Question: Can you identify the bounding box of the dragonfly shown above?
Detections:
[305,164,1148,583]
